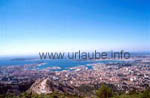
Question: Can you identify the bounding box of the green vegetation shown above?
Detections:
[96,84,113,98]
[114,89,150,98]
[95,84,150,98]
[0,92,82,98]
[0,85,150,98]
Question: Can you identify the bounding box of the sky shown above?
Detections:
[0,0,149,56]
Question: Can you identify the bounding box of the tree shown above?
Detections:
[96,84,113,98]
[140,89,150,98]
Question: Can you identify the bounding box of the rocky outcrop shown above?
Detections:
[29,78,80,96]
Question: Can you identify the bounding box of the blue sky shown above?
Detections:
[0,0,149,55]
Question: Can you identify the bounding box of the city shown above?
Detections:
[0,54,150,97]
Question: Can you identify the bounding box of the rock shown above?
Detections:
[28,78,80,95]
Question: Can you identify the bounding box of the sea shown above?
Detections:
[0,56,124,71]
